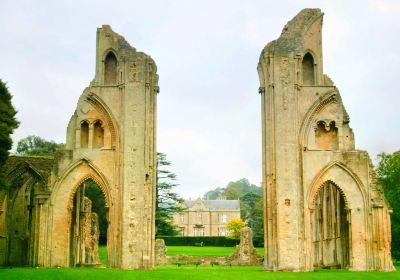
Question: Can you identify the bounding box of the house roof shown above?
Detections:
[184,199,240,210]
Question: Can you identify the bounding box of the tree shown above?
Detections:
[240,192,264,244]
[16,135,65,156]
[0,80,19,185]
[376,151,400,259]
[203,187,225,200]
[226,218,245,240]
[203,178,261,200]
[156,152,183,236]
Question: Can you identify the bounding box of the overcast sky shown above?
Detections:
[1,0,399,199]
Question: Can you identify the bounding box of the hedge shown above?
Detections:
[157,236,238,247]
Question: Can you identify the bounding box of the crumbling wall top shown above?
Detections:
[261,8,323,56]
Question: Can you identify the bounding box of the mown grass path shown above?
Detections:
[0,265,399,280]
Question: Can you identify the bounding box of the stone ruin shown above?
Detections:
[160,227,262,266]
[77,197,101,266]
[227,227,263,266]
[258,8,394,271]
[155,239,167,265]
[0,25,158,269]
[0,8,395,273]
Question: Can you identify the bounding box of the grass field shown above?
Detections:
[99,246,107,266]
[6,246,394,279]
[0,265,399,280]
[97,245,264,263]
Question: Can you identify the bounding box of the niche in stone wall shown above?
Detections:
[315,120,338,150]
[93,120,104,148]
[81,121,89,148]
[302,52,315,85]
[104,52,117,85]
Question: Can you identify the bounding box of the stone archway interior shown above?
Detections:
[69,179,106,267]
[311,181,350,269]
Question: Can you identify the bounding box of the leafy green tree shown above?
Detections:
[203,178,261,200]
[16,135,65,156]
[376,151,400,259]
[203,187,225,200]
[0,80,19,185]
[226,218,245,240]
[240,192,263,241]
[156,152,183,236]
[224,185,241,199]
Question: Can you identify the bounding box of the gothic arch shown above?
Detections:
[86,92,119,149]
[103,50,118,85]
[307,161,367,210]
[66,172,111,211]
[302,51,316,85]
[306,161,369,270]
[309,179,349,210]
[5,161,47,201]
[53,158,112,208]
[299,90,338,148]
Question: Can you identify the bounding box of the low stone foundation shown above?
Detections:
[157,227,263,266]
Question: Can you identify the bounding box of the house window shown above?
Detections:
[219,227,228,236]
[219,214,228,223]
[194,227,204,237]
[179,227,185,236]
[179,213,184,223]
[196,210,202,224]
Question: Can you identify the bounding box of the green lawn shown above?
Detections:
[166,246,264,256]
[99,246,107,266]
[0,266,399,280]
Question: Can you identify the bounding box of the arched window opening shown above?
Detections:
[104,52,117,85]
[311,181,350,269]
[70,179,108,267]
[315,120,338,150]
[81,121,89,148]
[93,120,104,148]
[302,52,315,85]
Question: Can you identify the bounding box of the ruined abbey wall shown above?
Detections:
[258,9,394,272]
[0,25,158,269]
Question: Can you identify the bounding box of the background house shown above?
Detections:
[172,198,240,237]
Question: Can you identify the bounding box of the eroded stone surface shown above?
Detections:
[227,227,263,265]
[258,8,394,272]
[0,25,158,269]
[155,239,167,265]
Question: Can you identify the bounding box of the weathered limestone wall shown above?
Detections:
[258,8,394,272]
[50,25,158,269]
[1,25,158,270]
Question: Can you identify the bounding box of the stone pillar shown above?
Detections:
[155,239,167,265]
[227,227,262,265]
[78,197,101,267]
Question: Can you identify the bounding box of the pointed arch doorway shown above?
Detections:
[311,181,350,269]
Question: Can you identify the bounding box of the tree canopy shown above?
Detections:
[376,151,400,260]
[226,218,245,240]
[0,80,19,184]
[203,178,261,200]
[16,135,65,156]
[156,152,183,236]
